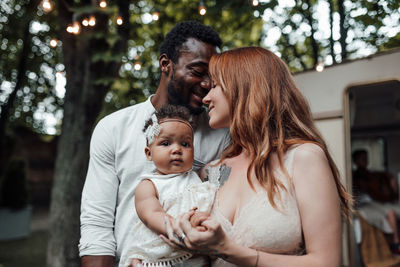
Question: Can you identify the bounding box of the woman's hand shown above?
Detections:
[160,210,230,257]
[128,258,143,267]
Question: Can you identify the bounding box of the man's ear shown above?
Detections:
[145,147,152,161]
[159,54,172,76]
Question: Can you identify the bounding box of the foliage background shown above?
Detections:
[1,0,399,136]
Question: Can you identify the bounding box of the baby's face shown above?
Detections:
[145,120,194,175]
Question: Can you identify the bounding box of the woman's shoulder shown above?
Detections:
[290,143,333,186]
[290,142,326,162]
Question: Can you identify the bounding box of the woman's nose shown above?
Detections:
[203,91,211,104]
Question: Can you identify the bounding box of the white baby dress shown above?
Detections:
[120,170,217,267]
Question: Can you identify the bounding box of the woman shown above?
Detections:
[162,47,353,266]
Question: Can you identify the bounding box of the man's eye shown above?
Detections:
[192,69,205,77]
[161,141,169,146]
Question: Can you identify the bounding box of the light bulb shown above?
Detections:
[49,38,58,47]
[89,16,96,26]
[152,11,159,21]
[199,1,206,15]
[199,7,206,15]
[41,0,53,12]
[66,24,74,33]
[99,0,107,8]
[82,18,89,26]
[315,62,324,72]
[252,0,259,6]
[116,16,123,25]
[134,62,142,71]
[72,21,81,34]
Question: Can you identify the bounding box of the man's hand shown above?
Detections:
[81,255,115,267]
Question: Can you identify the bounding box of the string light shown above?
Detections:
[89,16,96,26]
[49,38,58,47]
[152,9,160,21]
[199,1,206,15]
[315,61,324,72]
[99,0,107,8]
[116,16,123,25]
[252,0,259,6]
[41,0,53,12]
[82,18,89,26]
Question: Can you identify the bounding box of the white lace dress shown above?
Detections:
[207,147,305,267]
[120,170,217,267]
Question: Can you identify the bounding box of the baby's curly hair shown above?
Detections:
[159,21,222,63]
[143,104,194,133]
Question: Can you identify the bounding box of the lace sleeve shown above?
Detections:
[205,161,223,188]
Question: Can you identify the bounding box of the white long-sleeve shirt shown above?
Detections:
[79,96,230,264]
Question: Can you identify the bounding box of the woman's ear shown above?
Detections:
[159,54,172,76]
[145,147,152,161]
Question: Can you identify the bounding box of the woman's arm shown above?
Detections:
[135,179,170,235]
[167,143,342,267]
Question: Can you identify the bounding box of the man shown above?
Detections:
[353,149,398,202]
[79,21,230,267]
[352,149,400,254]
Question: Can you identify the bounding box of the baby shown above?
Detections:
[120,105,216,267]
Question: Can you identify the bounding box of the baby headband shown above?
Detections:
[144,114,193,145]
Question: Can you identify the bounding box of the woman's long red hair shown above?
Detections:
[209,47,353,219]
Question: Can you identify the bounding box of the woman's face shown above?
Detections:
[202,82,230,129]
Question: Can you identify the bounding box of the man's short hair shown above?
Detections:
[352,149,367,162]
[159,21,222,63]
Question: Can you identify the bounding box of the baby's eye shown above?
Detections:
[161,141,169,146]
[181,142,190,147]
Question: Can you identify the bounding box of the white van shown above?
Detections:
[293,48,400,266]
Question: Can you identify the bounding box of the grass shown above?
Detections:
[0,230,48,267]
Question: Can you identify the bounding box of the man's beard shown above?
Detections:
[167,75,204,116]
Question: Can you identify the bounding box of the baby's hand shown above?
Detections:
[189,211,210,231]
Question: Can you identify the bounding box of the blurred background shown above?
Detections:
[0,0,399,266]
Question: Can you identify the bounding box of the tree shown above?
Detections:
[46,0,131,266]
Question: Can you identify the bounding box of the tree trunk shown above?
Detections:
[304,0,319,67]
[46,1,130,266]
[328,0,337,64]
[338,0,347,60]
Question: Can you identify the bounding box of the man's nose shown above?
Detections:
[200,75,211,90]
